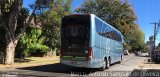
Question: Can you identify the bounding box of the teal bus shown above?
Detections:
[60,14,124,70]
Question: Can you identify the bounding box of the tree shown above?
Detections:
[16,0,73,58]
[76,0,137,37]
[0,0,23,65]
[0,0,52,64]
[127,28,145,51]
[40,0,72,52]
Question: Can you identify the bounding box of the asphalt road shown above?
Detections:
[0,53,148,77]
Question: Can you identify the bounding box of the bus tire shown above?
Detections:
[100,59,107,71]
[118,55,123,64]
[121,55,123,60]
[100,57,110,71]
[106,57,110,69]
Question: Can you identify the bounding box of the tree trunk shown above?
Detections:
[5,41,15,64]
[4,32,18,65]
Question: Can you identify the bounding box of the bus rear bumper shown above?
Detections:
[60,59,103,68]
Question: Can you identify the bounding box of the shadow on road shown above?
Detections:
[128,69,160,77]
[18,63,97,74]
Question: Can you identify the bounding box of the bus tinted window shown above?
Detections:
[95,18,103,35]
[95,18,122,42]
[62,15,90,39]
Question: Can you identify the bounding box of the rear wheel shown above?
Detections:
[106,58,110,69]
[100,57,110,71]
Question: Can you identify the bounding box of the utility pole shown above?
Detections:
[150,22,159,64]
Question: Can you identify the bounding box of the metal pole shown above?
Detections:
[150,22,158,64]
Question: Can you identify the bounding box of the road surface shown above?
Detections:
[0,53,147,77]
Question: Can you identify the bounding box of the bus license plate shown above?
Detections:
[71,61,77,64]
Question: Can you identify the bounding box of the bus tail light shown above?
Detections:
[87,47,93,60]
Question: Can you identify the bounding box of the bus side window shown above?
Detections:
[115,32,119,41]
[104,27,108,38]
[111,31,113,40]
[119,34,122,42]
[95,18,103,35]
[109,31,112,39]
[112,31,115,40]
[115,32,117,40]
[113,31,116,41]
[107,32,110,38]
[117,34,121,42]
[106,27,110,38]
[101,23,104,36]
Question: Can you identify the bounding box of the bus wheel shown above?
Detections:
[118,55,123,64]
[106,58,110,69]
[100,59,106,71]
[100,58,109,71]
[121,55,123,60]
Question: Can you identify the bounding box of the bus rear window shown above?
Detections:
[61,15,91,54]
[61,15,90,39]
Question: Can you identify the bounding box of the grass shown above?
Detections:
[0,56,60,69]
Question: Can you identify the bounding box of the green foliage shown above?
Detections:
[124,43,132,51]
[18,27,49,56]
[129,29,145,51]
[1,0,17,13]
[39,0,72,51]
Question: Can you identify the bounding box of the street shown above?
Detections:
[0,53,148,77]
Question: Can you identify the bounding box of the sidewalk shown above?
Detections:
[138,59,160,70]
[0,56,60,70]
[136,52,160,70]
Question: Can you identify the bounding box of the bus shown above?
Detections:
[60,14,124,70]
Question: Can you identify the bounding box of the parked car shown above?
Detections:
[134,51,142,56]
[124,50,129,55]
[152,50,160,63]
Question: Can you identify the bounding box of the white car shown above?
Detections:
[124,50,129,55]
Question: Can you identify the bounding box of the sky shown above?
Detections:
[129,0,160,45]
[23,0,160,45]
